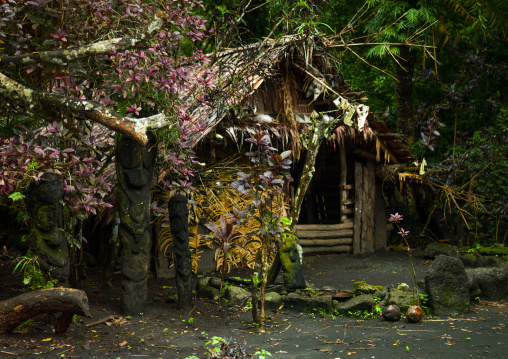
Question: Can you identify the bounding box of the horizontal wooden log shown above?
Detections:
[296,223,354,231]
[296,229,354,239]
[343,199,355,205]
[340,184,354,190]
[299,237,353,247]
[353,149,377,161]
[0,288,92,334]
[302,245,352,255]
[342,208,354,215]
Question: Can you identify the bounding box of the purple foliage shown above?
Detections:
[0,122,115,228]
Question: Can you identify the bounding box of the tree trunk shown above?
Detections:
[396,45,416,138]
[0,288,91,334]
[269,103,355,286]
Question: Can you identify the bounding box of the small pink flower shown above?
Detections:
[389,212,403,223]
[398,228,409,237]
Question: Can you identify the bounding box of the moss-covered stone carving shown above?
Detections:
[116,134,156,315]
[168,194,193,308]
[280,236,305,289]
[27,173,69,285]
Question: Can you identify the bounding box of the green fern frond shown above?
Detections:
[447,0,508,40]
[405,8,419,24]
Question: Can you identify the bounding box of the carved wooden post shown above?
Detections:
[168,194,193,308]
[27,173,69,285]
[115,133,156,315]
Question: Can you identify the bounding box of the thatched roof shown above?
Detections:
[184,34,415,164]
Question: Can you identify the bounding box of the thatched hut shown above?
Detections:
[158,34,419,275]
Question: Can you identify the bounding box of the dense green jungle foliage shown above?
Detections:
[199,0,507,243]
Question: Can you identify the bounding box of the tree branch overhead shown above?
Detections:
[0,13,170,145]
[0,14,165,69]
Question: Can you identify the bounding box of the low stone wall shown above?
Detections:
[195,252,508,322]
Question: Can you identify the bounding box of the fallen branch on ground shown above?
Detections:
[0,287,92,334]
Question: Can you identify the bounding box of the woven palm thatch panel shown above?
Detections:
[157,154,287,273]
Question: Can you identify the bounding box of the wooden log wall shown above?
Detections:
[296,223,353,255]
[353,161,376,254]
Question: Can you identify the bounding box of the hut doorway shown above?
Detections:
[297,142,354,225]
[294,142,356,255]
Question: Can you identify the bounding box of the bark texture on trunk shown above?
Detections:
[396,45,417,137]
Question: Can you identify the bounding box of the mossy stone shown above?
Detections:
[196,285,220,300]
[280,237,305,289]
[354,281,383,294]
[478,244,508,256]
[423,243,459,258]
[460,253,477,267]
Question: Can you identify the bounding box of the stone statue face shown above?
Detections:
[117,135,156,188]
[34,205,56,232]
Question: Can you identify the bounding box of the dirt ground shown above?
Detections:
[1,250,507,359]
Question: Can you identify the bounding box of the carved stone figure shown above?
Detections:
[168,194,193,308]
[27,173,69,285]
[280,237,306,289]
[115,134,156,315]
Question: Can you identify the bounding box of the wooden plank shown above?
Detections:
[296,229,354,239]
[374,182,388,251]
[339,143,347,223]
[302,245,352,255]
[343,199,355,206]
[298,237,353,246]
[295,223,353,231]
[353,162,362,254]
[364,161,375,253]
[342,208,354,215]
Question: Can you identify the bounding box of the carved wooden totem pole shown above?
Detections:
[115,134,156,315]
[27,173,70,285]
[168,194,193,308]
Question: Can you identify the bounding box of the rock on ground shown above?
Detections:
[466,270,482,301]
[469,267,508,300]
[284,293,333,314]
[333,294,375,315]
[224,286,251,305]
[380,289,415,313]
[264,291,283,311]
[425,255,469,315]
